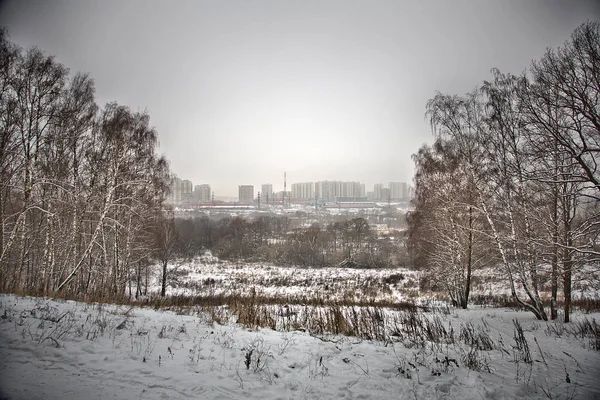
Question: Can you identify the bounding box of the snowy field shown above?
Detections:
[149,252,599,307]
[158,252,419,303]
[1,294,599,400]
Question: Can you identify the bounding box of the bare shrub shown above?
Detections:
[459,321,493,351]
[460,346,492,372]
[566,318,600,351]
[242,336,274,384]
[308,354,330,379]
[513,319,532,364]
[545,317,599,351]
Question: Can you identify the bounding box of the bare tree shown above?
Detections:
[153,213,179,297]
[519,21,600,322]
[415,22,599,321]
[0,29,172,300]
[409,136,490,309]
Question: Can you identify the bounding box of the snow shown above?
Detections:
[145,252,598,312]
[1,294,599,400]
[148,251,420,303]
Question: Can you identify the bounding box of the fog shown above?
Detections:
[0,0,597,196]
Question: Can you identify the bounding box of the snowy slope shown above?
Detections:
[1,294,599,400]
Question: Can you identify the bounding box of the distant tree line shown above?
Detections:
[0,28,171,300]
[408,22,600,321]
[174,216,406,269]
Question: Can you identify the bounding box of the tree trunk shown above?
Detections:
[563,221,573,323]
[462,205,473,309]
[161,260,168,297]
[145,263,149,296]
[551,186,559,320]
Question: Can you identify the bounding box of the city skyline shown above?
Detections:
[169,174,412,203]
[1,1,596,198]
[172,168,415,198]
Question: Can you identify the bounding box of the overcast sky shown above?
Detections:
[1,0,598,197]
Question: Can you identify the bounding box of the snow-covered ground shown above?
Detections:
[159,253,419,303]
[1,294,599,400]
[148,252,599,306]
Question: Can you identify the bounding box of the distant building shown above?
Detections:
[291,182,315,200]
[168,177,183,205]
[402,182,409,200]
[238,185,254,203]
[315,181,336,202]
[373,183,384,201]
[313,181,363,202]
[182,180,193,195]
[261,183,273,203]
[341,181,362,198]
[381,187,391,203]
[180,179,193,202]
[194,184,211,202]
[388,182,408,201]
[389,182,401,200]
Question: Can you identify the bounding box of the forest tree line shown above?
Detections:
[0,28,172,300]
[408,22,600,321]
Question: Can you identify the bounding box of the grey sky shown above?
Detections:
[1,0,598,197]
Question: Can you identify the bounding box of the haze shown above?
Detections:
[0,0,598,196]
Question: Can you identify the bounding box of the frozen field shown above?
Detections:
[1,294,599,400]
[150,252,599,306]
[158,252,419,303]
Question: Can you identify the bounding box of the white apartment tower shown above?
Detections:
[261,183,273,202]
[291,182,315,200]
[194,184,211,202]
[238,185,254,203]
[314,181,363,202]
[181,180,193,195]
[169,177,183,205]
[388,182,409,200]
[373,183,384,201]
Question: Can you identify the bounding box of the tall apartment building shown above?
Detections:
[194,184,211,202]
[182,180,193,195]
[401,182,409,200]
[180,180,193,203]
[381,187,391,203]
[341,181,362,197]
[238,185,254,203]
[315,181,337,202]
[168,177,183,205]
[387,182,410,201]
[314,181,363,202]
[291,182,315,200]
[373,183,384,201]
[389,182,401,200]
[261,183,273,202]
